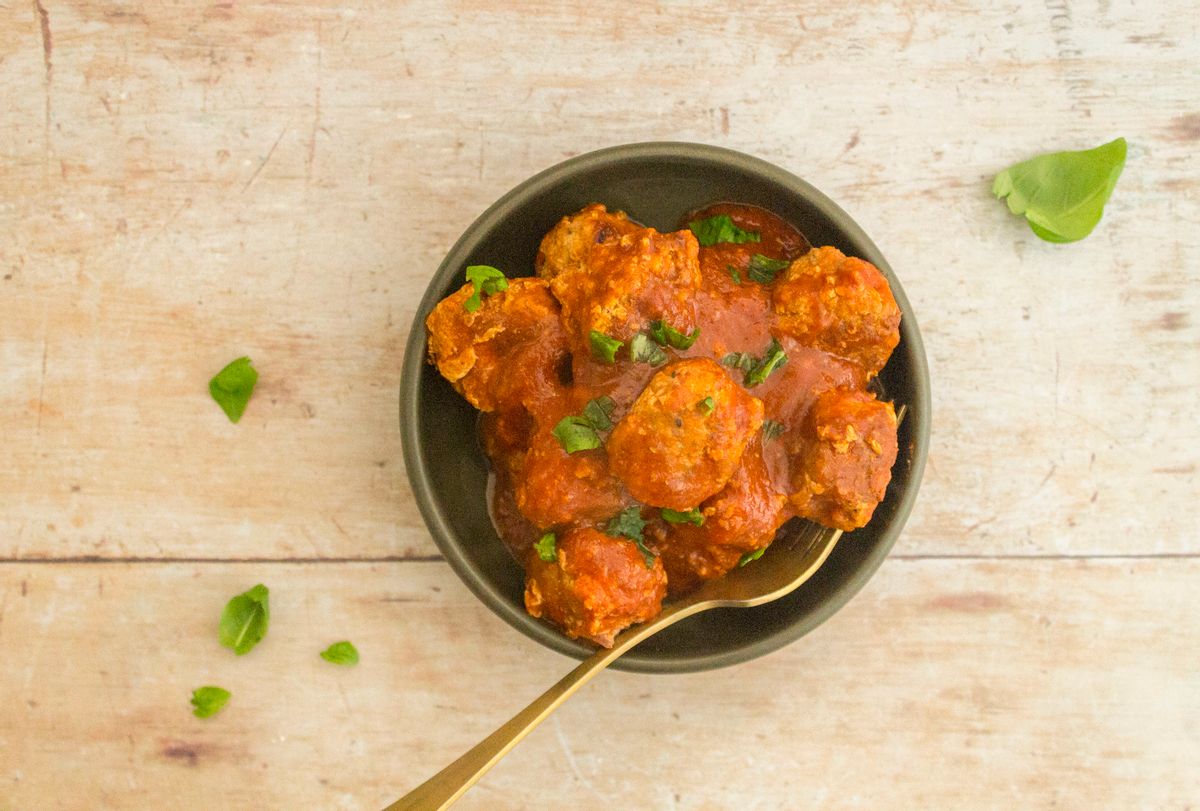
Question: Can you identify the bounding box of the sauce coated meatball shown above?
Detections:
[772,246,901,376]
[524,527,667,647]
[535,203,640,282]
[425,277,567,412]
[790,386,898,531]
[608,358,764,510]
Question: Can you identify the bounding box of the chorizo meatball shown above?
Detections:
[549,225,702,349]
[608,358,764,510]
[425,277,568,412]
[772,246,901,376]
[524,527,667,647]
[535,203,640,282]
[790,386,898,531]
[513,415,627,529]
[651,440,791,597]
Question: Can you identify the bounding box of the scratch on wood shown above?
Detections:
[242,126,289,193]
[35,336,48,437]
[1152,463,1196,475]
[34,0,52,167]
[1036,463,1057,492]
[306,21,323,182]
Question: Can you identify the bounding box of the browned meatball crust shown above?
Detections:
[608,358,764,510]
[790,386,899,531]
[772,246,901,376]
[524,527,667,647]
[535,203,640,282]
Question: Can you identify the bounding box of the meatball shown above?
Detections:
[772,246,901,376]
[549,224,702,349]
[608,358,764,510]
[513,415,627,529]
[536,203,640,282]
[790,386,898,531]
[425,277,568,412]
[524,527,667,647]
[651,440,791,597]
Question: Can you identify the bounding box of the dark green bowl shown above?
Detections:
[400,142,930,673]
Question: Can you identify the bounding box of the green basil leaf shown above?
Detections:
[582,396,616,431]
[648,320,700,350]
[662,507,704,526]
[697,396,715,416]
[726,265,742,285]
[688,214,761,247]
[745,339,787,386]
[534,531,557,562]
[762,419,785,440]
[631,537,657,569]
[209,357,258,424]
[588,330,623,364]
[319,641,360,666]
[605,507,647,543]
[737,548,765,567]
[219,583,270,656]
[553,415,600,453]
[463,265,508,312]
[190,686,231,718]
[630,333,667,366]
[746,254,790,284]
[721,352,755,372]
[992,137,1126,243]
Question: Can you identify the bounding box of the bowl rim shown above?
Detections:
[400,141,931,673]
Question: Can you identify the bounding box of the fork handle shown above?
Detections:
[383,598,707,810]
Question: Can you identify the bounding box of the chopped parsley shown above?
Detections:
[589,330,623,364]
[737,548,766,567]
[649,320,700,350]
[746,254,790,284]
[553,396,616,453]
[721,352,755,372]
[662,507,704,526]
[688,214,761,247]
[534,531,557,562]
[209,356,258,424]
[630,333,667,366]
[697,396,715,416]
[581,396,616,431]
[762,419,785,440]
[605,507,655,568]
[319,641,360,666]
[463,265,508,312]
[190,686,231,718]
[727,265,742,285]
[744,339,788,386]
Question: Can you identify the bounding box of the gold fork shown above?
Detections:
[385,518,843,811]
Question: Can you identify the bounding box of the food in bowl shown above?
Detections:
[424,202,901,647]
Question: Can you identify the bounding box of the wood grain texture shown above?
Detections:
[1,0,1198,808]
[0,560,1196,810]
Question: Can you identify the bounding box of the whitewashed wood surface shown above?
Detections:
[1,1,1197,809]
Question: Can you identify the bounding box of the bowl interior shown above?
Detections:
[401,142,930,673]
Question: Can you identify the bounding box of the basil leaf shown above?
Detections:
[648,320,700,350]
[721,352,755,372]
[745,339,787,386]
[589,330,623,364]
[697,396,715,416]
[737,548,765,567]
[662,507,704,526]
[606,507,647,542]
[992,137,1126,243]
[746,254,790,284]
[582,396,616,431]
[726,265,742,285]
[552,415,600,453]
[463,265,508,312]
[630,333,667,366]
[534,531,557,562]
[319,641,360,666]
[762,419,785,440]
[190,686,231,718]
[631,537,657,569]
[209,357,258,424]
[219,583,270,656]
[688,214,761,247]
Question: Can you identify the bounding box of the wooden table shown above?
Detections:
[2,2,1197,808]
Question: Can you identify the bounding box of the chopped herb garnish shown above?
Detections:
[649,320,700,350]
[721,352,755,372]
[697,396,715,416]
[747,254,790,284]
[463,265,508,312]
[630,333,667,366]
[589,330,623,364]
[552,415,601,453]
[219,584,270,656]
[582,396,616,431]
[190,686,231,718]
[992,137,1126,243]
[319,641,360,666]
[688,214,761,247]
[209,356,258,424]
[762,419,785,440]
[662,507,704,526]
[534,531,557,562]
[737,548,766,567]
[727,265,742,285]
[605,507,655,568]
[744,339,788,386]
